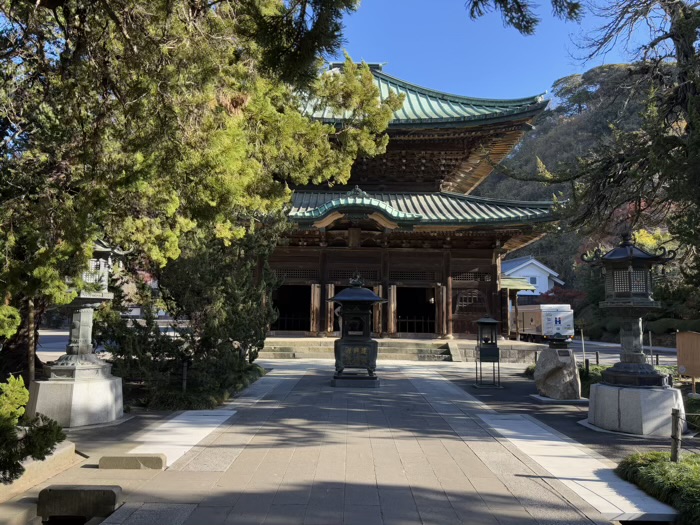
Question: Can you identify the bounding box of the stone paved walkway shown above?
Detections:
[2,361,674,524]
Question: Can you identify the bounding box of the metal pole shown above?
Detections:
[671,408,682,463]
[656,353,659,366]
[595,351,599,366]
[585,358,590,375]
[581,328,586,363]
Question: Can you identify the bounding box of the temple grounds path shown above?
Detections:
[1,360,677,524]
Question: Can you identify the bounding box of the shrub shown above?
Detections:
[584,323,604,340]
[0,377,65,484]
[616,452,700,525]
[524,364,536,379]
[0,376,29,425]
[648,318,681,335]
[578,364,608,398]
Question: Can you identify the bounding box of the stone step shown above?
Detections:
[378,353,451,361]
[258,351,296,359]
[266,346,448,355]
[258,351,451,361]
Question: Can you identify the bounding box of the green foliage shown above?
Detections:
[647,318,700,335]
[0,2,398,374]
[0,378,65,484]
[466,0,582,35]
[147,364,266,410]
[0,376,29,426]
[0,307,20,339]
[578,364,607,398]
[616,452,700,525]
[524,364,536,378]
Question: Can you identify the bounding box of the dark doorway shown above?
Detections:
[397,287,435,333]
[271,285,311,331]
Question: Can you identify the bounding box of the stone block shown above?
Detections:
[28,376,123,427]
[37,485,123,521]
[588,383,686,436]
[534,348,581,400]
[331,377,380,388]
[447,342,463,362]
[99,454,167,470]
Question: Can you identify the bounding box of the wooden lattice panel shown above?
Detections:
[273,268,319,280]
[389,270,437,281]
[452,271,492,282]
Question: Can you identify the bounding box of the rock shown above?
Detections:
[534,348,581,400]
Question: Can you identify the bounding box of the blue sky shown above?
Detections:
[331,0,637,100]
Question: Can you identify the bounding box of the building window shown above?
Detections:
[528,276,537,285]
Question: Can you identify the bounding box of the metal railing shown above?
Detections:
[271,313,310,331]
[397,316,435,334]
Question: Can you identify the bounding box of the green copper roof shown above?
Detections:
[305,64,547,128]
[500,276,537,291]
[290,187,554,226]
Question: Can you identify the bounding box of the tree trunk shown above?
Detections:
[27,298,35,385]
[0,296,45,382]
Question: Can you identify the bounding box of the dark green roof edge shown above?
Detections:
[310,65,548,128]
[292,195,423,222]
[372,69,546,108]
[439,191,555,209]
[290,191,556,227]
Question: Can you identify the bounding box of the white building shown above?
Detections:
[501,256,564,303]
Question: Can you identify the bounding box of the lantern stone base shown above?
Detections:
[588,383,685,437]
[28,356,123,428]
[331,372,380,388]
[28,377,123,428]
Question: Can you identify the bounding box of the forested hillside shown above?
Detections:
[475,64,650,285]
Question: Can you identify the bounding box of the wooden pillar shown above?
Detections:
[435,285,441,335]
[387,284,397,336]
[512,289,520,341]
[325,284,335,335]
[373,285,383,336]
[310,284,321,335]
[446,276,453,339]
[439,285,447,337]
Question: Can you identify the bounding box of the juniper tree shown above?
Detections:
[0,1,400,380]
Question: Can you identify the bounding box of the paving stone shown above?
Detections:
[343,504,383,525]
[182,505,234,525]
[116,503,196,525]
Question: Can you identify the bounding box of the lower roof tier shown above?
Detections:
[289,186,555,229]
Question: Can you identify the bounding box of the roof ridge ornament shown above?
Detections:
[349,271,365,287]
[346,186,370,199]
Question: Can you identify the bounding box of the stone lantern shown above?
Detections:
[582,233,684,435]
[475,316,501,387]
[328,274,385,387]
[27,241,123,427]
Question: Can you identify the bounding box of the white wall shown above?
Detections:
[507,263,554,296]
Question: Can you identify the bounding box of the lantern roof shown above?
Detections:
[329,286,385,304]
[476,316,499,325]
[582,233,676,266]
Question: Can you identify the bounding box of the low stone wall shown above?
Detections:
[0,441,78,504]
[457,343,546,364]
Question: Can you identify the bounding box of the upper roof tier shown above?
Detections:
[306,63,548,129]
